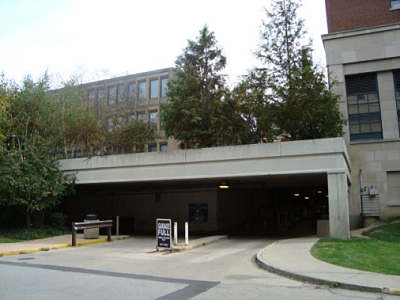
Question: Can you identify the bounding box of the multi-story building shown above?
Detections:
[323,0,400,227]
[78,67,178,154]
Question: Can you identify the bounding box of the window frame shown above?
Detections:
[161,77,169,98]
[108,86,115,106]
[345,73,383,142]
[391,0,400,9]
[150,78,159,99]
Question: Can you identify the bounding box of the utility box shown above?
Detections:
[84,214,99,239]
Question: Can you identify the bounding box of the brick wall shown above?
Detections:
[325,0,400,33]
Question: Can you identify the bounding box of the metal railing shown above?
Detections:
[72,220,113,247]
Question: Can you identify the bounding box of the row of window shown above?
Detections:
[88,77,169,106]
[346,71,400,142]
[107,111,159,132]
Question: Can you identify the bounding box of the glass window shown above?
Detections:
[150,111,158,126]
[88,90,95,103]
[160,144,168,151]
[117,85,124,103]
[107,118,114,132]
[345,73,383,141]
[117,116,124,129]
[128,114,135,122]
[97,89,103,105]
[139,81,146,101]
[150,79,159,99]
[394,71,400,135]
[391,0,400,9]
[128,83,136,102]
[137,112,146,122]
[161,78,169,98]
[108,87,115,105]
[148,144,157,152]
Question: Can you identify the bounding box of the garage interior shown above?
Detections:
[61,173,329,238]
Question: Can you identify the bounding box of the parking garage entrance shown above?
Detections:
[61,173,329,238]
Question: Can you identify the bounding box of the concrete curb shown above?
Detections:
[0,236,129,257]
[255,241,399,296]
[172,236,228,252]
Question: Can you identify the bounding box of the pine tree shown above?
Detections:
[236,0,344,141]
[161,26,244,148]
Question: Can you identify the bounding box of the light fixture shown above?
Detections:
[326,195,329,198]
[294,193,300,197]
[317,190,322,194]
[304,196,310,200]
[219,182,229,189]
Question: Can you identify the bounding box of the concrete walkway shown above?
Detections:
[0,234,227,257]
[256,237,400,296]
[0,234,129,256]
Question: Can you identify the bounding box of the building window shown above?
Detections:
[394,70,400,135]
[148,144,157,152]
[346,73,383,141]
[117,85,124,103]
[161,78,169,98]
[137,112,146,122]
[128,83,136,102]
[117,116,124,129]
[138,81,146,101]
[150,111,158,127]
[391,0,400,9]
[97,89,103,105]
[128,114,135,122]
[160,144,168,151]
[108,87,115,105]
[88,90,95,103]
[150,79,159,99]
[107,118,114,132]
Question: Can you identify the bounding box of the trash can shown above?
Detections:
[84,214,99,239]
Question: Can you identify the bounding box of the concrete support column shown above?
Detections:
[328,172,350,239]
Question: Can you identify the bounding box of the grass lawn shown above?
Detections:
[0,227,70,243]
[311,221,400,276]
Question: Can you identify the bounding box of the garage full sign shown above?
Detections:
[156,219,172,250]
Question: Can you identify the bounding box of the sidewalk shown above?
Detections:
[256,237,400,296]
[0,234,227,257]
[0,234,129,256]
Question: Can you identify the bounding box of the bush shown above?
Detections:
[50,212,68,229]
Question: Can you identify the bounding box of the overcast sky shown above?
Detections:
[0,0,328,86]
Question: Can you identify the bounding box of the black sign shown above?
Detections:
[189,204,208,222]
[156,219,171,250]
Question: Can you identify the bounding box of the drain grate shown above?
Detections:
[18,257,36,261]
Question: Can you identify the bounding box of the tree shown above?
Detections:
[161,25,245,149]
[236,0,344,141]
[0,142,75,229]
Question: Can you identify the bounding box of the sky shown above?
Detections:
[0,0,328,87]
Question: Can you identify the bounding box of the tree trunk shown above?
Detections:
[26,213,31,229]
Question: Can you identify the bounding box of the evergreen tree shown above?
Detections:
[236,0,344,141]
[161,26,244,148]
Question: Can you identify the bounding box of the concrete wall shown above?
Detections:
[323,25,400,220]
[60,138,351,185]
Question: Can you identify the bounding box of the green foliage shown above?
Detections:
[0,226,70,243]
[362,222,400,244]
[50,212,68,229]
[236,0,345,141]
[0,142,75,228]
[312,233,400,276]
[161,25,245,148]
[109,119,158,152]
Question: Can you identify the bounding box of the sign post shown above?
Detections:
[156,219,172,251]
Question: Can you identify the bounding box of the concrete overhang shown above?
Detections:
[59,138,352,186]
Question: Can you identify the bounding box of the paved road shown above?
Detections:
[0,237,397,299]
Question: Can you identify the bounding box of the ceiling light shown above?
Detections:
[304,197,310,200]
[294,193,300,197]
[317,190,322,194]
[219,182,229,189]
